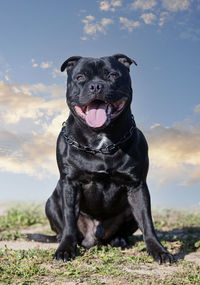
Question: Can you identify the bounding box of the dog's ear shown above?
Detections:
[61,56,82,73]
[112,54,137,70]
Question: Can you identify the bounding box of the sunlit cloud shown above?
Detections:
[1,79,200,187]
[31,59,53,69]
[0,80,68,178]
[194,104,200,113]
[51,68,66,78]
[119,17,140,32]
[132,0,157,10]
[80,36,88,41]
[31,58,38,68]
[80,0,198,39]
[99,0,122,12]
[0,81,65,124]
[0,130,58,178]
[147,119,200,186]
[1,77,200,188]
[141,12,156,24]
[40,61,53,69]
[162,0,192,12]
[159,11,170,26]
[4,75,10,81]
[82,15,113,37]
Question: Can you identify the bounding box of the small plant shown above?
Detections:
[0,206,200,284]
[0,205,46,231]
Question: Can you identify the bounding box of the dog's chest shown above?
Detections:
[79,170,129,217]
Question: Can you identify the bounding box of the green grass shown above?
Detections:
[0,249,51,284]
[153,209,200,230]
[0,204,47,241]
[0,205,200,284]
[0,205,46,231]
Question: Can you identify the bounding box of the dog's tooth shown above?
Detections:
[107,104,112,115]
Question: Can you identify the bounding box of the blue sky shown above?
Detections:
[0,0,200,207]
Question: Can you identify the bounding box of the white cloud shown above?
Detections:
[132,0,157,10]
[195,104,200,113]
[100,0,110,11]
[14,82,64,98]
[0,130,58,178]
[80,36,88,41]
[0,81,65,124]
[119,17,140,32]
[82,15,113,37]
[99,0,122,12]
[141,12,156,24]
[162,0,192,12]
[40,61,53,69]
[147,119,200,186]
[101,18,113,26]
[1,76,200,187]
[0,81,68,178]
[52,68,66,78]
[159,11,170,26]
[85,15,95,21]
[111,0,122,7]
[31,59,53,69]
[31,58,38,68]
[4,75,10,81]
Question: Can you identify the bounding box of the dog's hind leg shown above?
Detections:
[101,208,138,248]
[45,181,63,240]
[109,218,138,248]
[27,181,63,243]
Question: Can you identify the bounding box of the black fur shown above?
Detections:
[28,54,174,264]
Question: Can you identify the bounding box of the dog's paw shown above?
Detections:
[54,250,76,262]
[146,241,174,264]
[54,246,76,262]
[148,249,174,264]
[110,237,127,249]
[53,237,77,262]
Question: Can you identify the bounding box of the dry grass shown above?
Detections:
[0,204,199,284]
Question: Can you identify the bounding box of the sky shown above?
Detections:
[0,0,200,208]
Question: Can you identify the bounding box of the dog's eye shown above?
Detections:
[76,75,85,82]
[108,72,119,79]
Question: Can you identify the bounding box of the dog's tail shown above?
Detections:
[27,233,57,243]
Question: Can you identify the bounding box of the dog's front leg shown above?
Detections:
[54,177,79,262]
[127,182,174,264]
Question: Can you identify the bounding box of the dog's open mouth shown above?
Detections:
[74,99,126,128]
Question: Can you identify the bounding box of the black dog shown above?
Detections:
[28,54,173,264]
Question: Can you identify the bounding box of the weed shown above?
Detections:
[0,206,200,284]
[0,206,46,232]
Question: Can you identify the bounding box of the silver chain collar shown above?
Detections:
[61,117,136,155]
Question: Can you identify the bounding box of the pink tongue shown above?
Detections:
[86,101,107,128]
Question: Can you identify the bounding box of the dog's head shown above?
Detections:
[61,54,137,129]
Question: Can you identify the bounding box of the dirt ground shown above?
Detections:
[0,237,199,265]
[0,203,200,284]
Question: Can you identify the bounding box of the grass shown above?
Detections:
[0,205,46,231]
[0,205,200,284]
[0,204,47,241]
[153,209,200,230]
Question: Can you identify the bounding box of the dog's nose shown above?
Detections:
[89,82,104,93]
